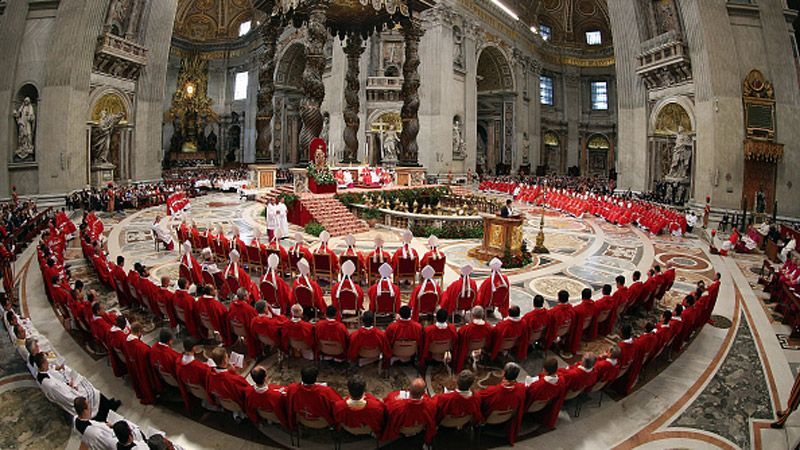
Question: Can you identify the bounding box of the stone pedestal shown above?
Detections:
[91,163,115,188]
[250,164,277,189]
[395,167,425,187]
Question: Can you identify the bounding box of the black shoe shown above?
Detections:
[770,422,784,429]
[111,399,122,411]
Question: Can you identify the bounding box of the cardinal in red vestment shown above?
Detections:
[435,370,484,426]
[331,260,364,318]
[594,284,617,336]
[385,305,423,363]
[340,234,365,276]
[569,288,598,354]
[522,295,550,349]
[250,300,286,355]
[420,235,446,272]
[206,347,252,417]
[478,363,527,444]
[122,323,157,405]
[478,258,511,317]
[172,279,200,339]
[409,265,441,321]
[286,365,342,430]
[441,264,478,314]
[421,309,458,365]
[525,357,567,429]
[288,232,313,271]
[367,263,401,314]
[348,311,392,366]
[175,338,212,411]
[180,241,203,287]
[489,305,530,360]
[106,316,129,377]
[314,230,340,275]
[613,324,644,395]
[559,353,599,395]
[315,306,349,360]
[149,329,180,394]
[391,229,419,275]
[195,285,231,344]
[626,271,645,311]
[333,373,386,437]
[291,258,327,313]
[382,378,437,444]
[454,306,493,372]
[246,366,289,428]
[223,249,260,301]
[227,288,259,358]
[545,290,576,354]
[261,253,292,314]
[284,304,315,359]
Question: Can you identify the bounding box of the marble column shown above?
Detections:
[342,34,365,164]
[399,17,424,166]
[298,0,329,165]
[256,15,282,163]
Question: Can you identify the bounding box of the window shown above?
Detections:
[540,76,554,105]
[591,81,608,110]
[540,24,551,41]
[238,21,251,37]
[234,72,248,100]
[586,30,602,45]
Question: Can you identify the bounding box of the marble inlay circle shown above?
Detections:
[528,276,591,302]
[656,252,711,273]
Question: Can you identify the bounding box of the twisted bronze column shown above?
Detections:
[298,1,330,164]
[256,16,282,163]
[399,18,423,166]
[342,34,365,164]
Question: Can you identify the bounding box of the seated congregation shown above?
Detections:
[27,203,724,447]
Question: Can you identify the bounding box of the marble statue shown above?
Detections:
[453,27,464,70]
[91,109,124,165]
[666,126,692,180]
[320,112,330,143]
[755,188,766,214]
[382,125,399,162]
[13,97,35,160]
[452,118,466,160]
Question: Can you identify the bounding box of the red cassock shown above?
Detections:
[477,274,511,317]
[593,357,621,384]
[207,367,252,410]
[435,390,483,425]
[545,303,575,350]
[172,289,200,339]
[139,277,162,317]
[127,270,143,308]
[246,384,289,428]
[122,335,157,405]
[612,285,629,317]
[51,284,73,311]
[283,318,315,354]
[107,327,128,377]
[251,313,286,354]
[314,318,349,359]
[440,277,478,313]
[367,279,401,314]
[421,322,458,363]
[366,249,390,267]
[381,392,437,444]
[330,280,365,317]
[195,295,231,344]
[149,342,180,394]
[89,315,114,347]
[522,308,550,348]
[408,281,441,322]
[180,253,203,287]
[653,273,667,300]
[663,268,676,293]
[568,300,598,354]
[489,317,529,360]
[292,277,327,312]
[109,264,131,307]
[385,318,423,355]
[260,271,293,314]
[524,375,567,429]
[347,327,392,363]
[286,382,342,429]
[333,394,386,436]
[175,355,212,409]
[614,338,643,395]
[477,382,527,444]
[560,364,598,394]
[288,245,314,269]
[594,295,617,336]
[266,241,289,268]
[678,305,698,346]
[636,331,659,366]
[641,276,659,310]
[158,287,178,328]
[626,281,644,310]
[391,245,419,273]
[454,320,493,372]
[224,263,260,301]
[227,300,259,358]
[340,247,366,272]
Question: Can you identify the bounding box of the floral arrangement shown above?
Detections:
[278,192,298,209]
[304,221,325,237]
[307,162,336,186]
[501,240,534,269]
[411,222,483,239]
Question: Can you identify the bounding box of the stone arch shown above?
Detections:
[275,41,306,89]
[88,89,132,123]
[585,134,613,178]
[649,96,696,135]
[476,45,515,92]
[541,129,564,175]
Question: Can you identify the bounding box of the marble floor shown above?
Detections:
[10,192,800,449]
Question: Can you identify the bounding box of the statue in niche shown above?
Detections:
[382,125,399,162]
[383,41,403,71]
[452,117,466,160]
[320,112,330,143]
[91,109,125,165]
[106,0,130,35]
[665,125,692,181]
[453,26,464,70]
[13,97,35,161]
[522,132,530,165]
[206,129,218,152]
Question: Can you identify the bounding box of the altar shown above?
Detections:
[469,214,525,261]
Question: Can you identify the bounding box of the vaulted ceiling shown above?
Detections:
[506,0,612,47]
[174,0,265,42]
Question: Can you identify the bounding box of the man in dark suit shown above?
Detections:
[500,199,515,218]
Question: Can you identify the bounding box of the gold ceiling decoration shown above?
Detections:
[508,0,612,47]
[654,102,692,136]
[174,0,265,42]
[166,54,218,124]
[91,93,129,123]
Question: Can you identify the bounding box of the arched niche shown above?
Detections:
[647,98,696,191]
[11,83,40,163]
[541,130,563,175]
[367,110,402,166]
[584,134,612,178]
[273,41,306,164]
[87,89,133,181]
[476,45,515,174]
[476,45,515,93]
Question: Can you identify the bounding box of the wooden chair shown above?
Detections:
[452,289,477,323]
[373,291,398,318]
[478,408,515,444]
[185,381,210,403]
[336,423,377,450]
[318,339,345,361]
[157,367,181,389]
[288,337,314,367]
[259,279,283,313]
[526,399,550,414]
[428,339,455,363]
[427,256,446,288]
[313,252,337,284]
[216,395,245,416]
[440,414,473,430]
[497,336,519,358]
[465,337,487,365]
[294,413,335,448]
[247,245,264,274]
[335,287,362,318]
[190,229,206,252]
[396,257,417,287]
[150,229,162,252]
[391,340,418,364]
[367,258,382,286]
[415,291,439,320]
[486,285,509,313]
[293,284,318,318]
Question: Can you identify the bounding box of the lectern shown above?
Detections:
[469,214,525,261]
